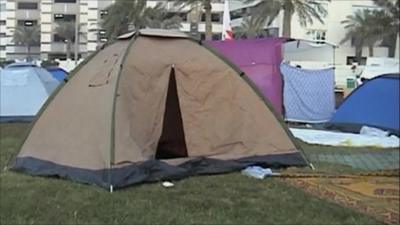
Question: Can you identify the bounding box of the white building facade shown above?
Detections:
[0,0,398,64]
[229,0,398,66]
[0,0,6,59]
[0,0,114,60]
[288,0,397,65]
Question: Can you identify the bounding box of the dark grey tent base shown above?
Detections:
[0,116,35,123]
[11,153,306,189]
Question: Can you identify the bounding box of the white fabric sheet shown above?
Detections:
[290,128,400,148]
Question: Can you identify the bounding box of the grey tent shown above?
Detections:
[11,29,309,190]
[0,63,60,122]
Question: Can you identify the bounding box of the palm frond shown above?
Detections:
[13,25,40,46]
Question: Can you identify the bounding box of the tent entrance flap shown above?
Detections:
[156,68,188,159]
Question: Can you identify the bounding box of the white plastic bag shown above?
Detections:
[360,126,389,137]
[241,166,274,179]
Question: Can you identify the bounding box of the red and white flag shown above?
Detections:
[222,0,233,40]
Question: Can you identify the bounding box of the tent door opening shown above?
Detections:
[155,68,188,159]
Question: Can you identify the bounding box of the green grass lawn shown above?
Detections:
[0,123,387,225]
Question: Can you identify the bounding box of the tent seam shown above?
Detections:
[109,32,139,188]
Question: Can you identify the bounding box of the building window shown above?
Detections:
[17,2,38,10]
[100,10,108,19]
[230,8,247,20]
[0,32,6,37]
[54,14,76,22]
[0,3,6,12]
[0,46,6,51]
[306,29,326,43]
[201,13,222,22]
[211,13,221,22]
[54,0,77,3]
[53,34,73,42]
[212,33,221,40]
[346,56,367,65]
[17,20,38,26]
[0,20,6,25]
[98,29,108,42]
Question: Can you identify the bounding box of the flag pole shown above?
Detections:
[74,0,80,65]
[222,0,233,41]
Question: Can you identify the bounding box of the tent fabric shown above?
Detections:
[0,63,60,122]
[46,67,68,81]
[327,74,400,136]
[280,63,335,123]
[11,30,308,189]
[206,38,286,114]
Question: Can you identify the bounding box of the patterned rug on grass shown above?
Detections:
[284,176,400,225]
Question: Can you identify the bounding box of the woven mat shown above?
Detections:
[284,176,400,225]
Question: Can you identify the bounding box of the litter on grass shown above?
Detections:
[161,181,174,188]
[241,166,280,179]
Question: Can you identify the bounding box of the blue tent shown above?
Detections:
[0,63,60,122]
[328,74,399,136]
[46,67,68,81]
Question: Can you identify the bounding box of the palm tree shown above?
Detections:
[373,0,399,27]
[102,0,182,40]
[102,0,147,39]
[234,16,266,39]
[13,25,40,61]
[174,0,213,40]
[372,0,399,57]
[144,3,182,29]
[341,9,393,60]
[54,22,76,59]
[245,0,329,37]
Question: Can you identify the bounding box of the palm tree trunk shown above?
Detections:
[388,33,398,58]
[26,44,31,61]
[282,9,292,38]
[248,32,255,39]
[204,0,212,40]
[395,34,400,59]
[368,45,374,57]
[66,41,71,60]
[355,45,363,63]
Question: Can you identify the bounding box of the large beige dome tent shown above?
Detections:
[11,29,309,190]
